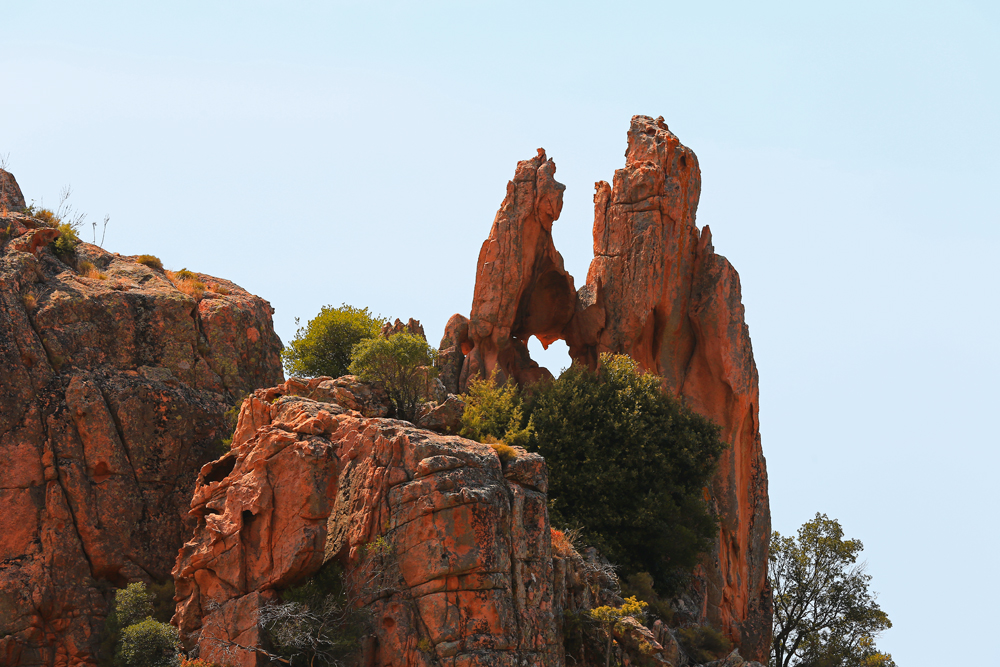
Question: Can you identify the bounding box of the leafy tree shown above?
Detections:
[348,332,436,422]
[106,582,180,667]
[282,304,386,379]
[528,353,727,596]
[770,514,895,667]
[117,618,181,667]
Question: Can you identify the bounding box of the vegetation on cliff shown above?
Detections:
[461,353,728,596]
[348,331,437,421]
[282,304,385,379]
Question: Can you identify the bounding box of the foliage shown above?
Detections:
[528,354,727,596]
[115,581,155,628]
[677,625,732,663]
[53,221,81,256]
[99,581,178,667]
[261,562,370,667]
[460,372,533,448]
[116,618,181,667]
[137,254,164,271]
[282,304,386,380]
[349,332,437,422]
[770,514,895,667]
[590,596,649,667]
[621,572,674,625]
[175,268,196,281]
[490,442,518,464]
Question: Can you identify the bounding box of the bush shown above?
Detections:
[527,353,727,596]
[52,221,81,257]
[676,625,731,663]
[283,304,386,379]
[348,332,436,422]
[460,372,533,448]
[622,571,675,625]
[262,562,369,667]
[116,618,180,667]
[115,581,155,628]
[136,255,164,271]
[490,442,518,465]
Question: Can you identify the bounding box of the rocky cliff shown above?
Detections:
[0,170,283,666]
[172,377,761,667]
[445,116,771,661]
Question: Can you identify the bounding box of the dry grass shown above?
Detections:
[490,442,518,464]
[551,527,579,557]
[22,293,36,310]
[167,269,206,300]
[78,261,107,280]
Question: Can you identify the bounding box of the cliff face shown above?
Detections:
[445,117,771,660]
[173,377,562,667]
[172,377,724,667]
[0,170,283,666]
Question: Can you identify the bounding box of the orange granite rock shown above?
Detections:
[0,171,284,666]
[569,116,771,660]
[459,149,577,391]
[173,377,560,666]
[454,117,771,661]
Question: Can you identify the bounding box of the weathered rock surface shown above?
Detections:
[173,377,561,666]
[446,116,771,660]
[0,171,283,666]
[459,149,577,391]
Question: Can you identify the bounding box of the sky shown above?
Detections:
[4,2,998,664]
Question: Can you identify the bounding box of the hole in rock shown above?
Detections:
[382,617,396,630]
[527,337,572,379]
[202,453,237,484]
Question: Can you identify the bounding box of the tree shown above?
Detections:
[527,354,727,596]
[117,619,180,667]
[107,582,180,667]
[282,304,385,379]
[459,371,533,448]
[770,514,895,667]
[348,332,436,422]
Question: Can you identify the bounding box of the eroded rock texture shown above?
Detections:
[0,169,283,666]
[459,149,577,391]
[173,377,560,667]
[447,117,771,661]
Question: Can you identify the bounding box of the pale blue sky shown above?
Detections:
[4,2,998,664]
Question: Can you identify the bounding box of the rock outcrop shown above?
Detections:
[458,149,578,391]
[0,169,284,666]
[173,377,561,666]
[448,117,771,660]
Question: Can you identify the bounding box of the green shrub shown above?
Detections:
[676,625,731,663]
[460,372,533,447]
[527,353,727,596]
[116,618,180,667]
[622,572,675,625]
[283,304,386,379]
[52,221,81,257]
[175,268,196,281]
[348,332,436,422]
[114,581,155,628]
[136,255,164,271]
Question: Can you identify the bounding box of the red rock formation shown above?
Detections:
[451,117,771,660]
[0,172,283,666]
[173,377,561,666]
[459,149,578,390]
[569,116,771,660]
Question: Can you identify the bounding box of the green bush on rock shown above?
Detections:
[349,332,437,422]
[282,304,386,379]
